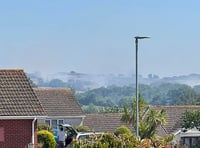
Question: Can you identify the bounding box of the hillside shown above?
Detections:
[27,71,200,92]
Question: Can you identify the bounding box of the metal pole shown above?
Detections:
[134,36,150,138]
[135,38,139,137]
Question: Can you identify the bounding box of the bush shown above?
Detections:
[38,124,52,132]
[114,125,132,136]
[73,131,174,148]
[37,130,56,148]
[73,125,90,132]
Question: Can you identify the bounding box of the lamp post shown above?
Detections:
[134,36,150,137]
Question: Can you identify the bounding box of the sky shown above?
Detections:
[0,1,200,78]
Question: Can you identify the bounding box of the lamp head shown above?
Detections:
[135,36,150,39]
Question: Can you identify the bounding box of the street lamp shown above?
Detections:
[134,36,150,137]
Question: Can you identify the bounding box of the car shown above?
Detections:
[55,124,104,146]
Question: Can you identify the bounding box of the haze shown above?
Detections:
[0,1,200,78]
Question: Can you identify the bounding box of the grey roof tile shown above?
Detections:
[0,69,46,116]
[83,113,133,133]
[34,88,84,116]
[83,106,200,135]
[152,105,200,136]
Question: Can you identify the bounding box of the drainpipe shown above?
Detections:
[32,117,36,145]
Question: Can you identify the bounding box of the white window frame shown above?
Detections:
[44,119,64,129]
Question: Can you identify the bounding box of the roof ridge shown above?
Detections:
[0,69,24,73]
[34,87,71,91]
[153,105,200,108]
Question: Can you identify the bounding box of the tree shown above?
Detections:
[114,125,132,136]
[121,94,147,127]
[140,109,166,139]
[82,103,99,113]
[182,110,200,130]
[166,85,197,105]
[121,95,166,139]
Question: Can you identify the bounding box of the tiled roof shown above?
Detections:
[0,69,46,116]
[83,106,200,135]
[83,113,133,133]
[152,105,200,136]
[34,88,84,116]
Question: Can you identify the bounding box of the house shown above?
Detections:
[83,105,200,146]
[153,106,200,146]
[152,106,200,136]
[179,128,200,147]
[0,69,46,148]
[34,88,85,129]
[83,113,133,133]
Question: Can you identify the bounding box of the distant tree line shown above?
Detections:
[29,74,200,113]
[32,78,92,91]
[75,83,200,113]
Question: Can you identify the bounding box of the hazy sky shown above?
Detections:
[0,1,200,78]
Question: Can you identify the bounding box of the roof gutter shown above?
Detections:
[0,116,47,120]
[46,115,86,119]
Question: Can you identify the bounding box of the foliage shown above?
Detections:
[72,132,173,148]
[150,134,174,148]
[81,104,99,113]
[73,125,90,132]
[166,84,197,105]
[38,124,52,132]
[121,95,166,139]
[182,110,200,130]
[82,104,122,113]
[76,83,200,109]
[77,90,116,107]
[48,79,68,87]
[114,125,132,136]
[37,130,56,148]
[99,106,122,113]
[140,109,166,139]
[121,94,147,127]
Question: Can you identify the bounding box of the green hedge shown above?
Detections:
[38,124,52,132]
[114,125,132,136]
[38,130,56,148]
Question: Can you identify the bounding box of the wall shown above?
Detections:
[0,119,37,148]
[38,117,83,127]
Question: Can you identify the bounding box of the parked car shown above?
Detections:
[54,124,103,146]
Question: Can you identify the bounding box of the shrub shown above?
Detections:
[37,130,56,148]
[73,131,173,148]
[73,125,90,132]
[114,125,132,136]
[38,124,52,132]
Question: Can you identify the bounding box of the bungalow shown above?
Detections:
[83,105,200,147]
[34,88,85,129]
[153,105,200,147]
[0,69,46,148]
[83,113,132,133]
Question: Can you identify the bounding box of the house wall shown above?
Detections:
[64,118,83,125]
[0,119,37,148]
[38,117,83,128]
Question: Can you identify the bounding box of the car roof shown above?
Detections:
[59,124,72,127]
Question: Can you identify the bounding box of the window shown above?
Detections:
[45,119,64,129]
[45,120,50,126]
[58,120,64,125]
[52,120,57,129]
